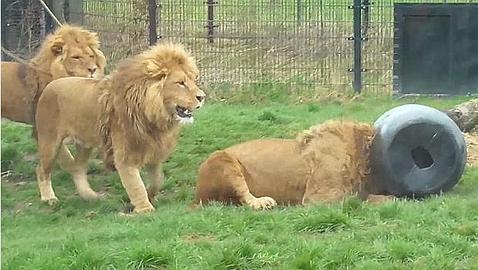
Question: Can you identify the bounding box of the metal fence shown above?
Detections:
[2,0,45,58]
[3,0,477,95]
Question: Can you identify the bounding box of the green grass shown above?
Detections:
[2,95,478,269]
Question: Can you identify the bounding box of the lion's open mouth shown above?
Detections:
[176,105,193,119]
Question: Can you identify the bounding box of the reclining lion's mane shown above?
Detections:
[296,121,375,199]
[193,120,381,209]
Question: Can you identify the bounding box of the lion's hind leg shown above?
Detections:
[145,163,165,204]
[57,144,99,200]
[36,136,63,205]
[194,151,277,210]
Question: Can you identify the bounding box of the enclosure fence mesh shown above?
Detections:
[2,0,477,95]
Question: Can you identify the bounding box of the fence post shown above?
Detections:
[68,0,83,25]
[206,0,215,43]
[1,1,7,60]
[148,0,158,46]
[297,0,302,25]
[352,0,363,94]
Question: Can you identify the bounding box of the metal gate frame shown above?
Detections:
[145,0,371,95]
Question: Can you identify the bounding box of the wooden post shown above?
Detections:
[51,0,66,23]
[68,0,83,25]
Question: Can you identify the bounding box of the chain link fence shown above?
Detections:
[2,0,477,95]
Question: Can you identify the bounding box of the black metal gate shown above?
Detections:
[393,3,478,95]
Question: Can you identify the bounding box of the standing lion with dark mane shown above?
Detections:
[1,24,106,125]
[35,43,205,214]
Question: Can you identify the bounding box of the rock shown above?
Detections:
[444,99,478,132]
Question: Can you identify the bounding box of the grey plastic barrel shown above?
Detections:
[370,104,467,196]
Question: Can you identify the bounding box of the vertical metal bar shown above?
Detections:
[353,0,362,94]
[319,0,323,32]
[297,0,302,25]
[207,0,215,43]
[157,0,161,40]
[148,0,157,46]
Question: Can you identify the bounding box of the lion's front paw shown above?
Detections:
[41,196,59,205]
[247,196,277,210]
[79,190,104,201]
[133,203,155,214]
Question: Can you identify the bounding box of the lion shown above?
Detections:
[193,120,393,210]
[35,43,205,214]
[1,24,106,125]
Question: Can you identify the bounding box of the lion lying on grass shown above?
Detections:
[35,43,205,214]
[1,24,106,125]
[194,121,391,209]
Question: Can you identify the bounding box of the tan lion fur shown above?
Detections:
[194,120,392,210]
[1,24,106,124]
[35,43,205,214]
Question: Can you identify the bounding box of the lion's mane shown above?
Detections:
[98,43,199,167]
[297,120,375,196]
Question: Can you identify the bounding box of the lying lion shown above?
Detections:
[35,43,205,214]
[1,24,106,125]
[194,120,391,209]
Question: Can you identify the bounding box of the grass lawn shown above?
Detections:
[2,96,478,269]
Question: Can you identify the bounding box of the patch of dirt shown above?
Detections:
[464,132,478,166]
[181,234,216,244]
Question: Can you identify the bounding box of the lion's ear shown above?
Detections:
[50,37,65,56]
[94,48,107,69]
[145,60,168,78]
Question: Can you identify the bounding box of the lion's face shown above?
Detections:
[155,70,205,124]
[46,27,106,80]
[50,45,106,79]
[113,43,204,128]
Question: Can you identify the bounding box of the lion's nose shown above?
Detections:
[196,95,205,103]
[88,67,97,74]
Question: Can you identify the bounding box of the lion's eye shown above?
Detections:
[177,81,186,87]
[72,56,81,60]
[89,55,94,59]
